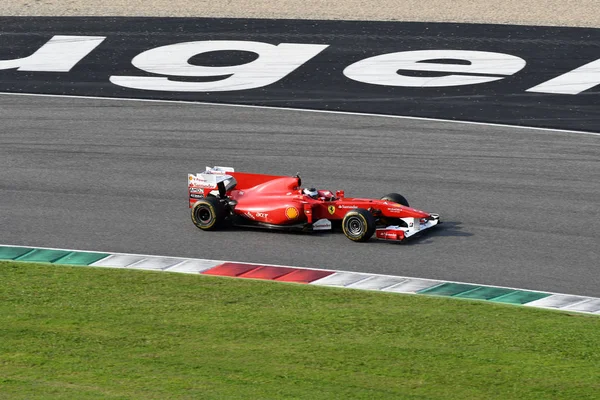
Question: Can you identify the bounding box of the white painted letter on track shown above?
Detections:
[110,40,328,92]
[343,50,526,87]
[526,58,600,95]
[0,35,106,72]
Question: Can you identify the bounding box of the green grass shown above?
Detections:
[1,261,599,400]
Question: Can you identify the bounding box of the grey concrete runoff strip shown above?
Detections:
[2,92,600,139]
[1,244,599,315]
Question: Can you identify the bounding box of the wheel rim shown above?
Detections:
[196,206,213,224]
[346,216,364,236]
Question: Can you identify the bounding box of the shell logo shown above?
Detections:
[285,207,299,220]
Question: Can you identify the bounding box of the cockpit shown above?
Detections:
[302,187,336,201]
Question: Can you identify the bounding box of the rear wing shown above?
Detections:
[188,166,236,199]
[188,166,235,188]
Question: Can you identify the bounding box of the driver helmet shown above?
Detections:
[303,187,319,199]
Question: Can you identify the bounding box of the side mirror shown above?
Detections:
[335,190,345,199]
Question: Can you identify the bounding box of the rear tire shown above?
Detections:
[191,196,225,231]
[342,208,376,242]
[381,192,409,207]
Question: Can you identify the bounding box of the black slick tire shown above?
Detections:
[191,196,225,231]
[342,208,376,242]
[381,193,409,207]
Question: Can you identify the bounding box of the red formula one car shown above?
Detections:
[188,166,441,242]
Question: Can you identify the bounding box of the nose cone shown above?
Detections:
[402,206,431,219]
[384,201,430,218]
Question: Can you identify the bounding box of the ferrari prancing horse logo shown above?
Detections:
[328,205,336,215]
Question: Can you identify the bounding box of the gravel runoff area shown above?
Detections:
[1,1,599,28]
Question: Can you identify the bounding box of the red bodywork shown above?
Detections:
[188,170,440,242]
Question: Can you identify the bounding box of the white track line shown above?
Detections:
[1,91,599,138]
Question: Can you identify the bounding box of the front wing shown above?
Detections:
[376,214,441,241]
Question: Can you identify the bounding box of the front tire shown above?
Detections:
[381,192,409,207]
[342,208,376,242]
[191,196,225,231]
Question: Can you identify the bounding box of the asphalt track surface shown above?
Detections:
[1,94,599,297]
[3,17,600,132]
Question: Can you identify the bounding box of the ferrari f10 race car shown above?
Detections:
[188,166,441,242]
